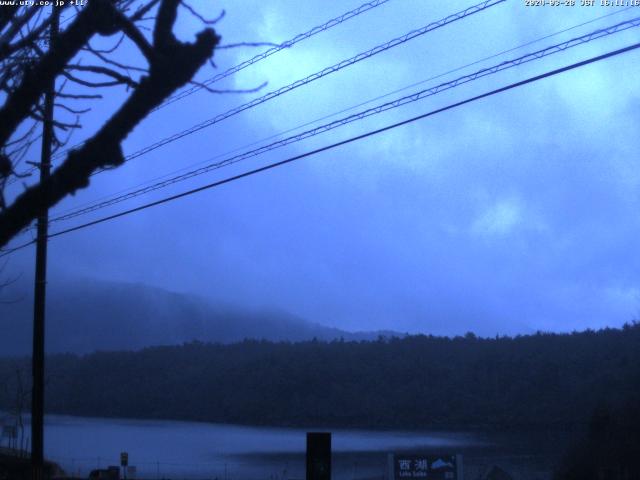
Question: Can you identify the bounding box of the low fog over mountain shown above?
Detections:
[0,278,397,356]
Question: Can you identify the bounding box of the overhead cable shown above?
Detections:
[45,0,394,165]
[98,0,506,168]
[158,0,394,110]
[49,5,636,219]
[0,39,633,260]
[48,16,640,224]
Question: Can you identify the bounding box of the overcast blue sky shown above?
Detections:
[3,0,640,336]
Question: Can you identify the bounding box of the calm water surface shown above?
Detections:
[21,414,563,479]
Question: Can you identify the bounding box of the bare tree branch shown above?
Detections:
[0,5,19,33]
[85,32,125,54]
[130,0,162,22]
[0,1,115,147]
[179,2,225,25]
[0,7,39,53]
[84,42,147,72]
[0,0,220,247]
[114,11,155,62]
[54,103,91,115]
[65,64,139,88]
[0,14,52,62]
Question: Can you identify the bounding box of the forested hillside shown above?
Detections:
[1,324,639,429]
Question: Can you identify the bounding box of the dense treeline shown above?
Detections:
[555,400,640,479]
[1,324,640,429]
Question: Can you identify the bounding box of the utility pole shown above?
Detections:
[32,7,58,480]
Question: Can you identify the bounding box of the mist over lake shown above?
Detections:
[24,414,473,478]
[27,414,563,480]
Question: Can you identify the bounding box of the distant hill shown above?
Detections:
[0,278,398,355]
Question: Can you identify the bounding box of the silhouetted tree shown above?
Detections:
[2,325,639,430]
[0,0,220,248]
[0,366,30,454]
[555,400,640,480]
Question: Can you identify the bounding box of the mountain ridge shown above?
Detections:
[0,277,400,356]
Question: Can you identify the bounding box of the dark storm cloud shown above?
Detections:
[2,0,639,336]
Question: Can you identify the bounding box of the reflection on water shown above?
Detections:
[32,414,562,479]
[40,414,477,479]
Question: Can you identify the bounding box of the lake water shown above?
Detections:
[8,414,568,479]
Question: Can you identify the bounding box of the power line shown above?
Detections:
[3,39,637,258]
[92,0,506,170]
[45,42,640,236]
[48,16,640,224]
[49,6,636,220]
[321,5,637,124]
[0,238,34,258]
[46,0,394,165]
[6,0,503,228]
[157,0,393,110]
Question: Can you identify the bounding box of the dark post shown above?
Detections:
[32,7,58,480]
[306,432,331,480]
